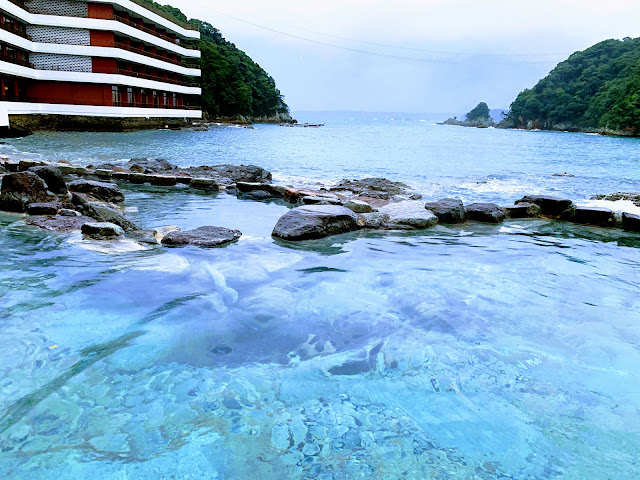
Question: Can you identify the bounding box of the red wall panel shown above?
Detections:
[25,82,112,106]
[87,3,114,19]
[92,57,117,74]
[90,30,115,47]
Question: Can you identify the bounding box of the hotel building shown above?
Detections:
[0,0,202,131]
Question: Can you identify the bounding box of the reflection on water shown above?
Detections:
[1,185,639,478]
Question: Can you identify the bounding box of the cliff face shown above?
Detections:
[501,37,640,135]
[141,1,290,119]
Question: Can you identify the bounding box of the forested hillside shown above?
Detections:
[502,37,640,135]
[140,0,290,119]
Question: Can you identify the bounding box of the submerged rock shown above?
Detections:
[26,214,96,232]
[127,229,159,245]
[378,201,438,229]
[503,202,541,218]
[466,203,506,223]
[591,192,640,207]
[28,166,68,195]
[331,177,410,200]
[516,195,575,218]
[622,212,640,232]
[67,180,125,203]
[571,206,615,227]
[344,200,374,213]
[81,222,125,239]
[423,198,466,224]
[0,172,52,212]
[272,205,359,240]
[161,226,242,247]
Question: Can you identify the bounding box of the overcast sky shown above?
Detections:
[175,1,640,114]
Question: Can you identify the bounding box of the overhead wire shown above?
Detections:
[208,9,570,64]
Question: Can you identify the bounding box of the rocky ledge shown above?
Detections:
[270,194,640,240]
[2,157,639,245]
[0,159,244,248]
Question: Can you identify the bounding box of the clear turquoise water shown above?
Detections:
[1,114,639,479]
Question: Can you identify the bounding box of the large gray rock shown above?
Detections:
[161,226,242,247]
[127,158,176,174]
[378,201,438,229]
[516,195,574,218]
[330,178,409,200]
[28,166,68,195]
[622,212,640,232]
[71,192,138,232]
[272,205,359,240]
[81,222,125,239]
[466,203,506,223]
[182,164,272,184]
[571,206,615,227]
[0,172,52,212]
[67,179,124,203]
[27,201,64,216]
[423,198,466,224]
[503,202,541,218]
[357,212,390,229]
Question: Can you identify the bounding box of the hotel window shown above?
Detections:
[112,86,120,106]
[172,92,176,106]
[127,87,134,106]
[152,90,158,107]
[162,92,167,107]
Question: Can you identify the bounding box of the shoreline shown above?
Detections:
[440,120,638,138]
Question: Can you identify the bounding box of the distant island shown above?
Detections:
[441,102,500,128]
[142,0,292,123]
[441,37,640,137]
[500,37,640,136]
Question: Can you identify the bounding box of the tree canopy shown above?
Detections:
[139,0,289,118]
[466,102,491,122]
[503,37,640,134]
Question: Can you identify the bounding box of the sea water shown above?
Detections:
[0,113,639,479]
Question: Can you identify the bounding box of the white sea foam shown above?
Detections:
[459,178,539,196]
[69,237,148,254]
[576,199,640,215]
[499,224,531,235]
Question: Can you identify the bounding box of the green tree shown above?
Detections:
[503,37,640,134]
[138,0,289,118]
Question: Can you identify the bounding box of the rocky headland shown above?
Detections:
[1,156,639,249]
